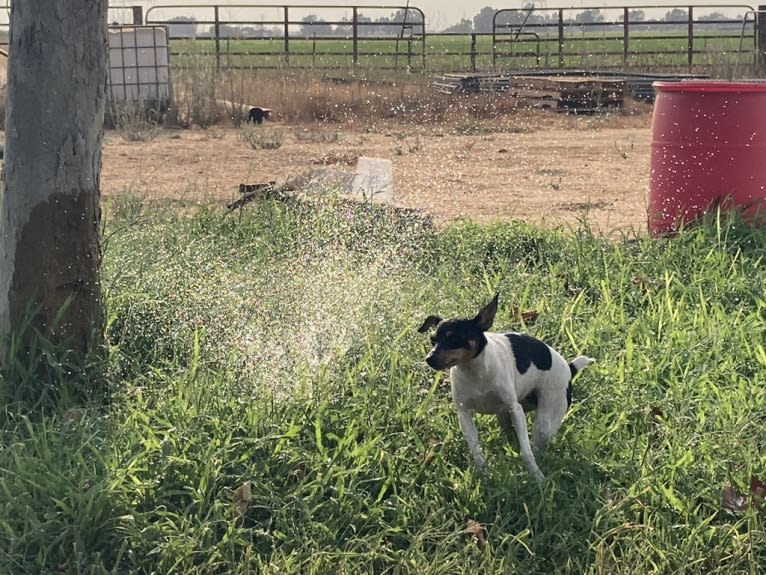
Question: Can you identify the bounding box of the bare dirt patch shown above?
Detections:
[101,108,653,234]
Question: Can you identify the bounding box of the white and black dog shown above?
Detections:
[418,293,593,480]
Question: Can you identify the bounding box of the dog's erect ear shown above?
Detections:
[417,315,443,333]
[474,293,499,332]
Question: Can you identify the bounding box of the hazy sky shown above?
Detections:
[0,1,748,29]
[0,1,743,30]
[113,1,475,31]
[106,0,748,32]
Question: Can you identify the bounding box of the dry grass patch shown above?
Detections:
[168,68,536,129]
[236,126,285,150]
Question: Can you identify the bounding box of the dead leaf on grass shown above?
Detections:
[720,485,749,514]
[232,480,253,521]
[511,307,539,324]
[290,461,308,483]
[720,476,766,514]
[750,475,766,510]
[423,439,440,466]
[632,275,649,288]
[464,518,486,550]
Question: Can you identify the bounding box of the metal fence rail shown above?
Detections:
[110,3,766,75]
[145,4,426,70]
[492,5,758,73]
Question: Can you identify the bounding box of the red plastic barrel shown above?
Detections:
[648,80,766,236]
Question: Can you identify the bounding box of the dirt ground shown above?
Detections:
[101,107,654,234]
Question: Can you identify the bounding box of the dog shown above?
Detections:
[248,107,267,124]
[418,293,593,480]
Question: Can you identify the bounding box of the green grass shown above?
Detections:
[170,29,756,73]
[2,193,766,574]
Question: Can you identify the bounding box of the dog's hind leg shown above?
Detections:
[533,393,568,455]
[507,402,545,481]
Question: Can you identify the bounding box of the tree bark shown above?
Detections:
[0,1,107,360]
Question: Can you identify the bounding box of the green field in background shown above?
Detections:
[168,30,756,72]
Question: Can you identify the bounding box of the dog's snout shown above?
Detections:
[425,350,449,370]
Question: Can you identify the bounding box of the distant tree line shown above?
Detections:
[443,5,740,33]
[166,9,424,39]
[165,6,742,38]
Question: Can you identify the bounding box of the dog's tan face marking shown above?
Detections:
[426,342,478,370]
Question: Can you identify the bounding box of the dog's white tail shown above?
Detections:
[569,355,595,377]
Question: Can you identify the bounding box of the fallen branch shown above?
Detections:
[226,181,286,212]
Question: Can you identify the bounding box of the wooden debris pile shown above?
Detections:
[431,71,623,112]
[432,73,511,95]
[511,75,624,113]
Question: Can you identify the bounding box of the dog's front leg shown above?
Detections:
[457,409,488,472]
[507,402,545,481]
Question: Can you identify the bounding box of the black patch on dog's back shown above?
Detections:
[505,333,553,374]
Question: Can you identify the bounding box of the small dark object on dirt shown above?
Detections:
[227,181,287,212]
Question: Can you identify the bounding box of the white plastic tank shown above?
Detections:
[108,26,170,103]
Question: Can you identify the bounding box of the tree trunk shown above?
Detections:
[0,1,107,361]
